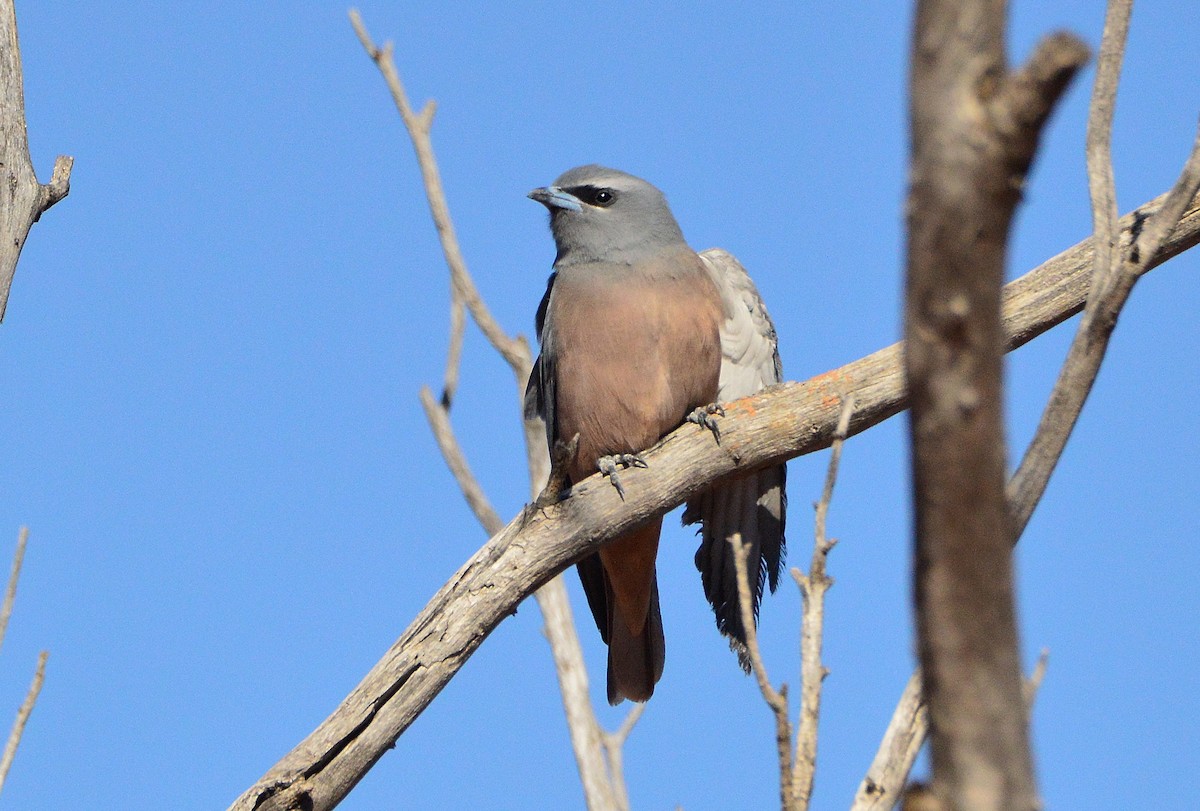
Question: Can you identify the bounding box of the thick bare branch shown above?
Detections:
[870,5,1186,803]
[790,395,854,809]
[0,0,74,321]
[906,4,1087,808]
[228,179,1200,810]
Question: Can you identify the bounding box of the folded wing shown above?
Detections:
[684,248,787,668]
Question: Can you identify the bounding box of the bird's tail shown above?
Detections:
[607,577,665,705]
[596,519,667,704]
[685,463,787,669]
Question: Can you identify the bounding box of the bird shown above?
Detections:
[525,165,786,703]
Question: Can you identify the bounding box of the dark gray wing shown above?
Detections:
[524,271,558,447]
[685,248,786,668]
[525,272,611,640]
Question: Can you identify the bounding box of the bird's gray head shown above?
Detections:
[528,165,688,267]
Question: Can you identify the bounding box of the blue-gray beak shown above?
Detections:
[528,185,583,212]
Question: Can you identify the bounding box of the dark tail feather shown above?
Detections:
[575,553,609,641]
[606,578,665,704]
[685,463,787,669]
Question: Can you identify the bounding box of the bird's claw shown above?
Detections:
[687,402,726,443]
[597,453,647,500]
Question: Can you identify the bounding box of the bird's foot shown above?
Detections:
[597,453,648,500]
[687,402,726,443]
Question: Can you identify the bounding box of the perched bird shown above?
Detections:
[525,165,786,703]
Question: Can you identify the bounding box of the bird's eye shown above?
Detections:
[590,188,616,207]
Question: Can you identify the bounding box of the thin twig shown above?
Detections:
[419,386,504,532]
[539,576,619,811]
[600,703,645,811]
[790,395,854,809]
[348,9,529,377]
[1007,4,1200,538]
[730,533,794,808]
[350,11,633,810]
[0,650,46,797]
[443,295,466,408]
[0,528,41,796]
[0,528,29,657]
[1130,131,1200,273]
[349,9,468,404]
[1023,648,1050,714]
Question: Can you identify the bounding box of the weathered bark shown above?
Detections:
[229,180,1198,810]
[0,0,72,322]
[905,2,1087,808]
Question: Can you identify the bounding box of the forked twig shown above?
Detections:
[790,395,854,807]
[734,395,854,810]
[1009,0,1200,537]
[349,11,637,810]
[863,2,1200,804]
[730,533,794,807]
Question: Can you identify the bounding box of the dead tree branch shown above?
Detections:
[0,0,73,321]
[853,672,928,811]
[598,703,645,811]
[905,2,1088,807]
[874,3,1197,806]
[0,649,45,797]
[349,11,636,810]
[731,531,793,808]
[857,160,1200,810]
[0,528,45,798]
[1008,0,1200,537]
[348,10,527,395]
[733,394,852,811]
[228,175,1200,810]
[0,527,29,657]
[1023,649,1049,714]
[852,647,1050,811]
[789,395,854,809]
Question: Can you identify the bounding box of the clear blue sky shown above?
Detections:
[2,3,1197,809]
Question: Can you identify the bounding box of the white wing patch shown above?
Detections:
[699,248,782,401]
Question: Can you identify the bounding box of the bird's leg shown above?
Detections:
[687,402,726,444]
[597,452,648,500]
[528,434,580,521]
